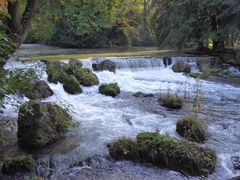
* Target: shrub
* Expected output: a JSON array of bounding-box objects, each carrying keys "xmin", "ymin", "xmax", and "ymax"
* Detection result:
[
  {"xmin": 73, "ymin": 68, "xmax": 99, "ymax": 86},
  {"xmin": 63, "ymin": 75, "xmax": 82, "ymax": 95},
  {"xmin": 176, "ymin": 116, "xmax": 207, "ymax": 143},
  {"xmin": 99, "ymin": 83, "xmax": 120, "ymax": 97},
  {"xmin": 108, "ymin": 132, "xmax": 217, "ymax": 176},
  {"xmin": 172, "ymin": 62, "xmax": 191, "ymax": 73},
  {"xmin": 159, "ymin": 95, "xmax": 183, "ymax": 109},
  {"xmin": 1, "ymin": 155, "xmax": 34, "ymax": 175}
]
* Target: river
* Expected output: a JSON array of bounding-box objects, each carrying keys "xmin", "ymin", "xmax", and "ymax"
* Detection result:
[{"xmin": 1, "ymin": 44, "xmax": 240, "ymax": 180}]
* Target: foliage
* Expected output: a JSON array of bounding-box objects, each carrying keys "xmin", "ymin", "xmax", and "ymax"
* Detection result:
[
  {"xmin": 159, "ymin": 94, "xmax": 183, "ymax": 109},
  {"xmin": 152, "ymin": 0, "xmax": 240, "ymax": 50},
  {"xmin": 176, "ymin": 116, "xmax": 207, "ymax": 143}
]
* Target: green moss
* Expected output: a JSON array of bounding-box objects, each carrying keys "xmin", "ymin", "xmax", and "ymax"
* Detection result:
[
  {"xmin": 108, "ymin": 132, "xmax": 217, "ymax": 176},
  {"xmin": 18, "ymin": 101, "xmax": 72, "ymax": 149},
  {"xmin": 46, "ymin": 62, "xmax": 68, "ymax": 84},
  {"xmin": 47, "ymin": 104, "xmax": 72, "ymax": 133},
  {"xmin": 63, "ymin": 75, "xmax": 82, "ymax": 95},
  {"xmin": 1, "ymin": 155, "xmax": 34, "ymax": 175},
  {"xmin": 133, "ymin": 92, "xmax": 154, "ymax": 97},
  {"xmin": 176, "ymin": 116, "xmax": 207, "ymax": 143},
  {"xmin": 172, "ymin": 62, "xmax": 191, "ymax": 73},
  {"xmin": 99, "ymin": 83, "xmax": 120, "ymax": 97},
  {"xmin": 73, "ymin": 68, "xmax": 99, "ymax": 86},
  {"xmin": 108, "ymin": 139, "xmax": 139, "ymax": 161},
  {"xmin": 159, "ymin": 95, "xmax": 183, "ymax": 109}
]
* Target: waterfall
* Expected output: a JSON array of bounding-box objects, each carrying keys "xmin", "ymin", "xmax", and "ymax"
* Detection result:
[{"xmin": 81, "ymin": 56, "xmax": 198, "ymax": 70}]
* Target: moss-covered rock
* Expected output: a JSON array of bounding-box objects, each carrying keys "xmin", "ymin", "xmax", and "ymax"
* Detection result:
[
  {"xmin": 66, "ymin": 58, "xmax": 83, "ymax": 74},
  {"xmin": 1, "ymin": 155, "xmax": 34, "ymax": 175},
  {"xmin": 172, "ymin": 62, "xmax": 191, "ymax": 73},
  {"xmin": 63, "ymin": 75, "xmax": 82, "ymax": 95},
  {"xmin": 99, "ymin": 83, "xmax": 120, "ymax": 97},
  {"xmin": 73, "ymin": 68, "xmax": 99, "ymax": 86},
  {"xmin": 17, "ymin": 101, "xmax": 72, "ymax": 149},
  {"xmin": 46, "ymin": 62, "xmax": 68, "ymax": 84},
  {"xmin": 108, "ymin": 132, "xmax": 217, "ymax": 176},
  {"xmin": 26, "ymin": 80, "xmax": 54, "ymax": 100},
  {"xmin": 136, "ymin": 132, "xmax": 217, "ymax": 176},
  {"xmin": 108, "ymin": 139, "xmax": 139, "ymax": 161},
  {"xmin": 92, "ymin": 59, "xmax": 116, "ymax": 73},
  {"xmin": 176, "ymin": 116, "xmax": 207, "ymax": 143},
  {"xmin": 159, "ymin": 95, "xmax": 183, "ymax": 109}
]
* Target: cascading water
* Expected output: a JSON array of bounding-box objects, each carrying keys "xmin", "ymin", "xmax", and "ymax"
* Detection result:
[{"xmin": 1, "ymin": 49, "xmax": 240, "ymax": 180}]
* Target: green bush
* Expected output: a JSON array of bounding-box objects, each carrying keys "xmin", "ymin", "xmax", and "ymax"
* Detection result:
[
  {"xmin": 99, "ymin": 83, "xmax": 120, "ymax": 97},
  {"xmin": 1, "ymin": 155, "xmax": 34, "ymax": 175},
  {"xmin": 159, "ymin": 94, "xmax": 183, "ymax": 109},
  {"xmin": 46, "ymin": 62, "xmax": 68, "ymax": 84},
  {"xmin": 176, "ymin": 116, "xmax": 207, "ymax": 143},
  {"xmin": 108, "ymin": 132, "xmax": 217, "ymax": 176}
]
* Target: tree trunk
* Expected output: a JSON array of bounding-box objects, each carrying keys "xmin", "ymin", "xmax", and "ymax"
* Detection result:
[
  {"xmin": 7, "ymin": 0, "xmax": 36, "ymax": 46},
  {"xmin": 211, "ymin": 13, "xmax": 224, "ymax": 50}
]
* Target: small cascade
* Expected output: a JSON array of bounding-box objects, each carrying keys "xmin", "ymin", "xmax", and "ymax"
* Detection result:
[{"xmin": 82, "ymin": 56, "xmax": 198, "ymax": 70}]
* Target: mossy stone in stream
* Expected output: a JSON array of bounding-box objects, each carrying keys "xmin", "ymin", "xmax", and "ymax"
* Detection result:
[
  {"xmin": 108, "ymin": 132, "xmax": 217, "ymax": 176},
  {"xmin": 25, "ymin": 80, "xmax": 54, "ymax": 100},
  {"xmin": 159, "ymin": 94, "xmax": 183, "ymax": 109},
  {"xmin": 172, "ymin": 61, "xmax": 191, "ymax": 73},
  {"xmin": 99, "ymin": 83, "xmax": 120, "ymax": 97},
  {"xmin": 46, "ymin": 62, "xmax": 68, "ymax": 84},
  {"xmin": 189, "ymin": 72, "xmax": 209, "ymax": 79},
  {"xmin": 1, "ymin": 155, "xmax": 34, "ymax": 175},
  {"xmin": 17, "ymin": 101, "xmax": 72, "ymax": 149},
  {"xmin": 63, "ymin": 75, "xmax": 82, "ymax": 95},
  {"xmin": 108, "ymin": 139, "xmax": 139, "ymax": 161},
  {"xmin": 66, "ymin": 58, "xmax": 83, "ymax": 74},
  {"xmin": 176, "ymin": 116, "xmax": 207, "ymax": 143},
  {"xmin": 73, "ymin": 68, "xmax": 99, "ymax": 86}
]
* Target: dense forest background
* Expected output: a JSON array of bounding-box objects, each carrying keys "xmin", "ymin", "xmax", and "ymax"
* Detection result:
[{"xmin": 0, "ymin": 0, "xmax": 240, "ymax": 58}]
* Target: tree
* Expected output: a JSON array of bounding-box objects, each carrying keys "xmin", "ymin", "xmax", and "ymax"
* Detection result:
[{"xmin": 7, "ymin": 0, "xmax": 36, "ymax": 46}]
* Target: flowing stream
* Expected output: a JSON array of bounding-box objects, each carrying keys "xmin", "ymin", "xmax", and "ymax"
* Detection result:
[{"xmin": 1, "ymin": 45, "xmax": 240, "ymax": 180}]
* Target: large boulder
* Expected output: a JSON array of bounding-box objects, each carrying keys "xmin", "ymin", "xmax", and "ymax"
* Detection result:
[
  {"xmin": 172, "ymin": 61, "xmax": 191, "ymax": 73},
  {"xmin": 26, "ymin": 80, "xmax": 54, "ymax": 100},
  {"xmin": 17, "ymin": 101, "xmax": 72, "ymax": 149},
  {"xmin": 46, "ymin": 62, "xmax": 68, "ymax": 84},
  {"xmin": 73, "ymin": 68, "xmax": 99, "ymax": 86},
  {"xmin": 92, "ymin": 59, "xmax": 116, "ymax": 73},
  {"xmin": 1, "ymin": 155, "xmax": 34, "ymax": 175},
  {"xmin": 63, "ymin": 75, "xmax": 82, "ymax": 95},
  {"xmin": 99, "ymin": 83, "xmax": 120, "ymax": 97}
]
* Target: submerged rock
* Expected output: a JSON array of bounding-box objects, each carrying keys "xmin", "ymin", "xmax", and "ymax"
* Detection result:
[
  {"xmin": 108, "ymin": 132, "xmax": 217, "ymax": 176},
  {"xmin": 92, "ymin": 59, "xmax": 116, "ymax": 73},
  {"xmin": 176, "ymin": 116, "xmax": 207, "ymax": 143},
  {"xmin": 172, "ymin": 61, "xmax": 191, "ymax": 73},
  {"xmin": 26, "ymin": 80, "xmax": 54, "ymax": 100},
  {"xmin": 159, "ymin": 94, "xmax": 183, "ymax": 109},
  {"xmin": 1, "ymin": 155, "xmax": 34, "ymax": 175},
  {"xmin": 99, "ymin": 83, "xmax": 120, "ymax": 97},
  {"xmin": 133, "ymin": 92, "xmax": 154, "ymax": 98},
  {"xmin": 63, "ymin": 75, "xmax": 82, "ymax": 95},
  {"xmin": 73, "ymin": 68, "xmax": 99, "ymax": 87},
  {"xmin": 232, "ymin": 156, "xmax": 240, "ymax": 170},
  {"xmin": 162, "ymin": 56, "xmax": 172, "ymax": 67},
  {"xmin": 17, "ymin": 101, "xmax": 72, "ymax": 149}
]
